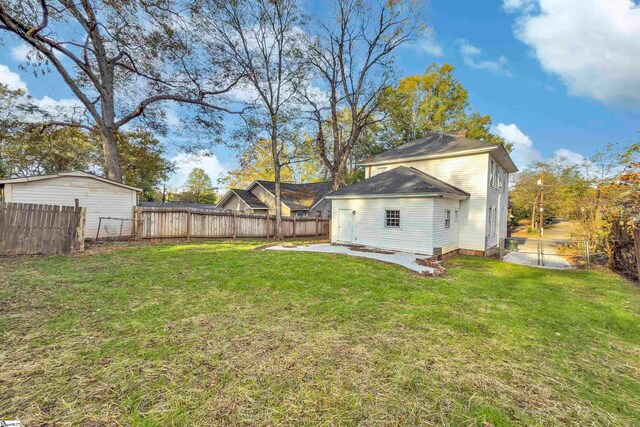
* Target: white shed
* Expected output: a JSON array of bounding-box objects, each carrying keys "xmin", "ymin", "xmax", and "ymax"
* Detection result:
[{"xmin": 0, "ymin": 171, "xmax": 141, "ymax": 238}]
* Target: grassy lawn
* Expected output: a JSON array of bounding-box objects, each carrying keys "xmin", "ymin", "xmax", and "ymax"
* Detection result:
[{"xmin": 1, "ymin": 240, "xmax": 640, "ymax": 426}]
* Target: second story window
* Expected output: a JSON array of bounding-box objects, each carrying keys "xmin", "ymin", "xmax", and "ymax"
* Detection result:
[{"xmin": 489, "ymin": 159, "xmax": 495, "ymax": 187}]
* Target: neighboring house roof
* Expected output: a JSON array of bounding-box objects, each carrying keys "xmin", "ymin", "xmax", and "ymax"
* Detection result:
[
  {"xmin": 216, "ymin": 189, "xmax": 269, "ymax": 210},
  {"xmin": 252, "ymin": 180, "xmax": 332, "ymax": 210},
  {"xmin": 139, "ymin": 202, "xmax": 221, "ymax": 210},
  {"xmin": 361, "ymin": 133, "xmax": 518, "ymax": 173},
  {"xmin": 327, "ymin": 166, "xmax": 470, "ymax": 199},
  {"xmin": 0, "ymin": 171, "xmax": 142, "ymax": 192}
]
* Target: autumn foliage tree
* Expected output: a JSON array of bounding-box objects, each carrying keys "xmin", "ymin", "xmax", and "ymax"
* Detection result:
[{"xmin": 380, "ymin": 64, "xmax": 505, "ymax": 148}]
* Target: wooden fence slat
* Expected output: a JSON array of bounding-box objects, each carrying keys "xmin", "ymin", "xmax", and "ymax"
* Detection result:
[
  {"xmin": 136, "ymin": 207, "xmax": 330, "ymax": 241},
  {"xmin": 0, "ymin": 202, "xmax": 86, "ymax": 256}
]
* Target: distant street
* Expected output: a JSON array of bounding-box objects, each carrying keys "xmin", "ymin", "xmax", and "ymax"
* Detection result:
[{"xmin": 505, "ymin": 220, "xmax": 579, "ymax": 269}]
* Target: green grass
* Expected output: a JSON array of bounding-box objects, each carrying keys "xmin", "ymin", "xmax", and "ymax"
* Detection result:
[{"xmin": 1, "ymin": 240, "xmax": 639, "ymax": 426}]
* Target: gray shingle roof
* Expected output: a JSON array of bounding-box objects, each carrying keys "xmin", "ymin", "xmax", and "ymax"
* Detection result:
[
  {"xmin": 364, "ymin": 133, "xmax": 501, "ymax": 164},
  {"xmin": 327, "ymin": 166, "xmax": 470, "ymax": 198},
  {"xmin": 255, "ymin": 180, "xmax": 331, "ymax": 210},
  {"xmin": 230, "ymin": 189, "xmax": 269, "ymax": 209}
]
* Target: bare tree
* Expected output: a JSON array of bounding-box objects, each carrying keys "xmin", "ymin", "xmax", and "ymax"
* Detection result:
[
  {"xmin": 302, "ymin": 0, "xmax": 423, "ymax": 190},
  {"xmin": 192, "ymin": 0, "xmax": 308, "ymax": 239},
  {"xmin": 0, "ymin": 0, "xmax": 240, "ymax": 181}
]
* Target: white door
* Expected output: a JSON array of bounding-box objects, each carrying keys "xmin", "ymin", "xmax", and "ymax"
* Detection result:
[{"xmin": 338, "ymin": 209, "xmax": 353, "ymax": 242}]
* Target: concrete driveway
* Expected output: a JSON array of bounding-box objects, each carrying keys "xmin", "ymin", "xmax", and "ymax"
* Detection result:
[{"xmin": 265, "ymin": 243, "xmax": 435, "ymax": 275}]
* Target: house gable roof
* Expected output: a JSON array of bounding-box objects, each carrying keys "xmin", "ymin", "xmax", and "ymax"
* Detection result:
[
  {"xmin": 217, "ymin": 189, "xmax": 269, "ymax": 210},
  {"xmin": 361, "ymin": 133, "xmax": 518, "ymax": 173},
  {"xmin": 0, "ymin": 171, "xmax": 142, "ymax": 191},
  {"xmin": 327, "ymin": 166, "xmax": 470, "ymax": 199},
  {"xmin": 251, "ymin": 180, "xmax": 331, "ymax": 210}
]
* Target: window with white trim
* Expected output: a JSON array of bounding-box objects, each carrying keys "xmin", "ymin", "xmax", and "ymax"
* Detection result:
[
  {"xmin": 489, "ymin": 159, "xmax": 495, "ymax": 187},
  {"xmin": 489, "ymin": 206, "xmax": 497, "ymax": 235},
  {"xmin": 445, "ymin": 210, "xmax": 451, "ymax": 229},
  {"xmin": 385, "ymin": 210, "xmax": 400, "ymax": 228}
]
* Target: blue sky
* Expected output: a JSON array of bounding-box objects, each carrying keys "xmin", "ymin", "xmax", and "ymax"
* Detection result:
[{"xmin": 1, "ymin": 0, "xmax": 639, "ymax": 186}]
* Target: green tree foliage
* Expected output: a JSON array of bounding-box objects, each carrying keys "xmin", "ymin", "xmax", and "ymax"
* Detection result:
[
  {"xmin": 116, "ymin": 132, "xmax": 175, "ymax": 201},
  {"xmin": 509, "ymin": 159, "xmax": 592, "ymax": 230},
  {"xmin": 219, "ymin": 138, "xmax": 326, "ymax": 189},
  {"xmin": 380, "ymin": 64, "xmax": 507, "ymax": 148},
  {"xmin": 182, "ymin": 168, "xmax": 217, "ymax": 204}
]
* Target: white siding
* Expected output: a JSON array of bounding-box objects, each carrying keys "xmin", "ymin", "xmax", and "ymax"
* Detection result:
[
  {"xmin": 432, "ymin": 198, "xmax": 461, "ymax": 254},
  {"xmin": 367, "ymin": 153, "xmax": 489, "ymax": 251},
  {"xmin": 6, "ymin": 176, "xmax": 138, "ymax": 237},
  {"xmin": 331, "ymin": 197, "xmax": 434, "ymax": 255},
  {"xmin": 486, "ymin": 154, "xmax": 509, "ymax": 249}
]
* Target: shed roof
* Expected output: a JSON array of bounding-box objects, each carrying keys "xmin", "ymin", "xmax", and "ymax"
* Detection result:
[
  {"xmin": 327, "ymin": 166, "xmax": 470, "ymax": 199},
  {"xmin": 0, "ymin": 171, "xmax": 142, "ymax": 192},
  {"xmin": 361, "ymin": 133, "xmax": 518, "ymax": 173}
]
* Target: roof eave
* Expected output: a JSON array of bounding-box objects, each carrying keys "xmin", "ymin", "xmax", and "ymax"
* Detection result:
[
  {"xmin": 326, "ymin": 192, "xmax": 469, "ymax": 200},
  {"xmin": 0, "ymin": 171, "xmax": 142, "ymax": 192},
  {"xmin": 359, "ymin": 146, "xmax": 499, "ymax": 167}
]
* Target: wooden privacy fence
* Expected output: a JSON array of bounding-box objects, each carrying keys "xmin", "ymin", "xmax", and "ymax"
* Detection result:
[
  {"xmin": 134, "ymin": 206, "xmax": 329, "ymax": 240},
  {"xmin": 0, "ymin": 201, "xmax": 86, "ymax": 256}
]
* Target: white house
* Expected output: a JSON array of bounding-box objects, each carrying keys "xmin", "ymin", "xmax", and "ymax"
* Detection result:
[
  {"xmin": 327, "ymin": 133, "xmax": 518, "ymax": 256},
  {"xmin": 0, "ymin": 171, "xmax": 141, "ymax": 237}
]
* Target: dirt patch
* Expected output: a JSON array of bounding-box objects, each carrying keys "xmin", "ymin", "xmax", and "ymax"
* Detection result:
[
  {"xmin": 346, "ymin": 245, "xmax": 396, "ymax": 255},
  {"xmin": 416, "ymin": 258, "xmax": 446, "ymax": 277}
]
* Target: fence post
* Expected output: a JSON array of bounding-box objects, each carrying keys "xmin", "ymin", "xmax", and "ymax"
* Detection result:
[
  {"xmin": 74, "ymin": 207, "xmax": 86, "ymax": 252},
  {"xmin": 96, "ymin": 217, "xmax": 102, "ymax": 241},
  {"xmin": 315, "ymin": 217, "xmax": 319, "ymax": 237},
  {"xmin": 133, "ymin": 206, "xmax": 142, "ymax": 240},
  {"xmin": 232, "ymin": 211, "xmax": 237, "ymax": 239},
  {"xmin": 634, "ymin": 228, "xmax": 640, "ymax": 281},
  {"xmin": 293, "ymin": 216, "xmax": 296, "ymax": 238},
  {"xmin": 186, "ymin": 209, "xmax": 192, "ymax": 241},
  {"xmin": 265, "ymin": 214, "xmax": 270, "ymax": 238}
]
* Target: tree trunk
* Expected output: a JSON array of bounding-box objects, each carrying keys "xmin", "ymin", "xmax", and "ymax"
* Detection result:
[
  {"xmin": 274, "ymin": 162, "xmax": 283, "ymax": 239},
  {"xmin": 100, "ymin": 128, "xmax": 123, "ymax": 182},
  {"xmin": 271, "ymin": 120, "xmax": 283, "ymax": 240}
]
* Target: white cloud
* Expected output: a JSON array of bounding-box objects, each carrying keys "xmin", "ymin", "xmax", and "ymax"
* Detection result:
[
  {"xmin": 552, "ymin": 148, "xmax": 585, "ymax": 166},
  {"xmin": 494, "ymin": 123, "xmax": 542, "ymax": 168},
  {"xmin": 502, "ymin": 0, "xmax": 535, "ymax": 13},
  {"xmin": 11, "ymin": 44, "xmax": 33, "ymax": 62},
  {"xmin": 34, "ymin": 95, "xmax": 84, "ymax": 116},
  {"xmin": 168, "ymin": 151, "xmax": 231, "ymax": 188},
  {"xmin": 506, "ymin": 0, "xmax": 640, "ymax": 105},
  {"xmin": 0, "ymin": 64, "xmax": 28, "ymax": 91},
  {"xmin": 416, "ymin": 32, "xmax": 444, "ymax": 57},
  {"xmin": 0, "ymin": 63, "xmax": 84, "ymax": 120},
  {"xmin": 459, "ymin": 40, "xmax": 511, "ymax": 76},
  {"xmin": 495, "ymin": 123, "xmax": 589, "ymax": 170}
]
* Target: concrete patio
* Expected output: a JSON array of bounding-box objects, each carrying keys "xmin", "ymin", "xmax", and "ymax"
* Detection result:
[{"xmin": 265, "ymin": 243, "xmax": 435, "ymax": 275}]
